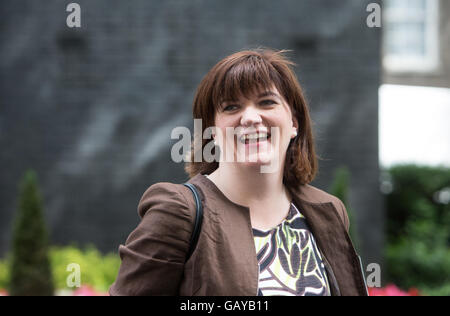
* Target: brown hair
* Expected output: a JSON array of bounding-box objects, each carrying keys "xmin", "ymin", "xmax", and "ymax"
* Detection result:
[{"xmin": 184, "ymin": 48, "xmax": 318, "ymax": 187}]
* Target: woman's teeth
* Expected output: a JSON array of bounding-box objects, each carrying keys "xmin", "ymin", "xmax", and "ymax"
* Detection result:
[{"xmin": 239, "ymin": 132, "xmax": 271, "ymax": 144}]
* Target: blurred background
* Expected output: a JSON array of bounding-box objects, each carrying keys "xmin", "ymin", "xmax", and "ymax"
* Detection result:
[{"xmin": 0, "ymin": 0, "xmax": 448, "ymax": 296}]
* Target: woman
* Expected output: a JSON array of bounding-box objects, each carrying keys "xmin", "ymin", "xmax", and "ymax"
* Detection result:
[{"xmin": 110, "ymin": 48, "xmax": 368, "ymax": 296}]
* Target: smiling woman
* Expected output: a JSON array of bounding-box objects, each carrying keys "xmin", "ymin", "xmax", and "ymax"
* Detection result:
[
  {"xmin": 210, "ymin": 84, "xmax": 295, "ymax": 174},
  {"xmin": 185, "ymin": 49, "xmax": 317, "ymax": 188},
  {"xmin": 110, "ymin": 48, "xmax": 368, "ymax": 296}
]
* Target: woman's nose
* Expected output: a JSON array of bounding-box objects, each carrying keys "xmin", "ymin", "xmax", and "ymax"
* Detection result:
[{"xmin": 240, "ymin": 105, "xmax": 262, "ymax": 127}]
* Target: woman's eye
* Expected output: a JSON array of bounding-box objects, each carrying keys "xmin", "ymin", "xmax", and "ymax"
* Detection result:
[
  {"xmin": 223, "ymin": 104, "xmax": 239, "ymax": 112},
  {"xmin": 260, "ymin": 99, "xmax": 276, "ymax": 106},
  {"xmin": 222, "ymin": 100, "xmax": 275, "ymax": 112}
]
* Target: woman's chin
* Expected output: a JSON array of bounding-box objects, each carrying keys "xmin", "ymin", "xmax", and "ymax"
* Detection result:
[{"xmin": 237, "ymin": 152, "xmax": 274, "ymax": 166}]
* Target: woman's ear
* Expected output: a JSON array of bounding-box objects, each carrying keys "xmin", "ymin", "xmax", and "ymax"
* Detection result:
[{"xmin": 291, "ymin": 127, "xmax": 298, "ymax": 138}]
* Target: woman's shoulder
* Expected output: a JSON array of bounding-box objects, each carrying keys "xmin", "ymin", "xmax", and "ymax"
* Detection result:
[
  {"xmin": 297, "ymin": 183, "xmax": 342, "ymax": 204},
  {"xmin": 137, "ymin": 181, "xmax": 196, "ymax": 219},
  {"xmin": 297, "ymin": 183, "xmax": 350, "ymax": 232}
]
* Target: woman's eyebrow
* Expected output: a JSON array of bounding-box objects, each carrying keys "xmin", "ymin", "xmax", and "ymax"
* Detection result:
[
  {"xmin": 220, "ymin": 91, "xmax": 280, "ymax": 105},
  {"xmin": 220, "ymin": 99, "xmax": 238, "ymax": 105},
  {"xmin": 258, "ymin": 91, "xmax": 281, "ymax": 100}
]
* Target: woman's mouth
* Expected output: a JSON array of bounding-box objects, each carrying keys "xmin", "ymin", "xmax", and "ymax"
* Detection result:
[{"xmin": 238, "ymin": 132, "xmax": 271, "ymax": 146}]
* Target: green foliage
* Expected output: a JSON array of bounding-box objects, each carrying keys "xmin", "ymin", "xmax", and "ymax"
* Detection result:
[
  {"xmin": 50, "ymin": 245, "xmax": 120, "ymax": 292},
  {"xmin": 0, "ymin": 245, "xmax": 120, "ymax": 293},
  {"xmin": 329, "ymin": 166, "xmax": 359, "ymax": 249},
  {"xmin": 385, "ymin": 164, "xmax": 450, "ymax": 295},
  {"xmin": 9, "ymin": 170, "xmax": 54, "ymax": 296},
  {"xmin": 0, "ymin": 258, "xmax": 8, "ymax": 290},
  {"xmin": 0, "ymin": 170, "xmax": 120, "ymax": 295}
]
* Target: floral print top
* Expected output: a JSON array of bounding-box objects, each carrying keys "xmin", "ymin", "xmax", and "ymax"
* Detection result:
[{"xmin": 252, "ymin": 202, "xmax": 330, "ymax": 296}]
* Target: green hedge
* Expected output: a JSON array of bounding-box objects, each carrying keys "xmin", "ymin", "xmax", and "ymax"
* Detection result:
[
  {"xmin": 0, "ymin": 245, "xmax": 120, "ymax": 293},
  {"xmin": 385, "ymin": 164, "xmax": 450, "ymax": 296},
  {"xmin": 50, "ymin": 245, "xmax": 120, "ymax": 292},
  {"xmin": 0, "ymin": 259, "xmax": 8, "ymax": 290}
]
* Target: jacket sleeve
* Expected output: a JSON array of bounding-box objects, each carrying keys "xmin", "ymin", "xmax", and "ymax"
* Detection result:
[
  {"xmin": 109, "ymin": 182, "xmax": 194, "ymax": 296},
  {"xmin": 336, "ymin": 199, "xmax": 350, "ymax": 233}
]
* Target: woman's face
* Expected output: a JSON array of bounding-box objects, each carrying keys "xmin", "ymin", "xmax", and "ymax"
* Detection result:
[{"xmin": 213, "ymin": 85, "xmax": 298, "ymax": 172}]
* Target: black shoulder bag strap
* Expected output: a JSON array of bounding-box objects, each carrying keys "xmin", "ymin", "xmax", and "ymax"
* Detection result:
[{"xmin": 182, "ymin": 183, "xmax": 203, "ymax": 262}]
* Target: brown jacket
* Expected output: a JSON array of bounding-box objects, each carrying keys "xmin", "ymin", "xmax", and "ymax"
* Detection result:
[{"xmin": 109, "ymin": 173, "xmax": 368, "ymax": 296}]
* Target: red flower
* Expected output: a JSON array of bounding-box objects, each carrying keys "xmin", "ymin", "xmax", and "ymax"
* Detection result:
[
  {"xmin": 368, "ymin": 284, "xmax": 420, "ymax": 296},
  {"xmin": 72, "ymin": 285, "xmax": 108, "ymax": 296}
]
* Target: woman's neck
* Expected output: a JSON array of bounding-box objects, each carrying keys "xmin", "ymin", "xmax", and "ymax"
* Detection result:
[{"xmin": 207, "ymin": 163, "xmax": 290, "ymax": 207}]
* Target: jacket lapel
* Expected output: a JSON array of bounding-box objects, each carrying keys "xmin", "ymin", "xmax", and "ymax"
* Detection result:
[{"xmin": 290, "ymin": 190, "xmax": 367, "ymax": 296}]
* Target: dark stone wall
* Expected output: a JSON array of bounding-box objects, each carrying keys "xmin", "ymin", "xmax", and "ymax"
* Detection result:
[{"xmin": 0, "ymin": 0, "xmax": 382, "ymax": 267}]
